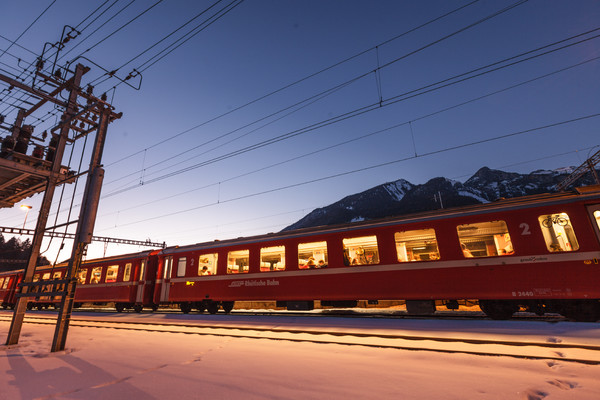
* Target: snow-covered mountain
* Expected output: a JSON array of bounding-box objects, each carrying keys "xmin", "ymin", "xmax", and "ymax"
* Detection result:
[{"xmin": 282, "ymin": 166, "xmax": 599, "ymax": 231}]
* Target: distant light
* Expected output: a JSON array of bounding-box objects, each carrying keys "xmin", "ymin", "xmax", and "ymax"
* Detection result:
[{"xmin": 20, "ymin": 204, "xmax": 32, "ymax": 210}]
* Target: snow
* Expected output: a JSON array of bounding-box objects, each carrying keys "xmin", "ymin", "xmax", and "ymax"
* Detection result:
[
  {"xmin": 2, "ymin": 310, "xmax": 600, "ymax": 399},
  {"xmin": 458, "ymin": 190, "xmax": 489, "ymax": 203},
  {"xmin": 383, "ymin": 181, "xmax": 410, "ymax": 201}
]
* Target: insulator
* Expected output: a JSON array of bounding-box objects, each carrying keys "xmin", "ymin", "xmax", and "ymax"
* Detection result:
[
  {"xmin": 32, "ymin": 145, "xmax": 44, "ymax": 159},
  {"xmin": 14, "ymin": 125, "xmax": 33, "ymax": 154},
  {"xmin": 1, "ymin": 136, "xmax": 15, "ymax": 157}
]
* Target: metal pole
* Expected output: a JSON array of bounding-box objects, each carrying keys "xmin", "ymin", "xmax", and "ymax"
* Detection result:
[
  {"xmin": 6, "ymin": 64, "xmax": 86, "ymax": 346},
  {"xmin": 51, "ymin": 107, "xmax": 109, "ymax": 352}
]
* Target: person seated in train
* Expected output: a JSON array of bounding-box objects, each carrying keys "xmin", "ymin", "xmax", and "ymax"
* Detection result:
[
  {"xmin": 318, "ymin": 260, "xmax": 327, "ymax": 268},
  {"xmin": 200, "ymin": 266, "xmax": 211, "ymax": 275},
  {"xmin": 428, "ymin": 252, "xmax": 439, "ymax": 260},
  {"xmin": 306, "ymin": 258, "xmax": 317, "ymax": 268},
  {"xmin": 549, "ymin": 243, "xmax": 563, "ymax": 252},
  {"xmin": 461, "ymin": 243, "xmax": 474, "ymax": 258}
]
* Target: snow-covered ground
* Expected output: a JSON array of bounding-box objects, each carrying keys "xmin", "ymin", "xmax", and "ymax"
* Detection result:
[{"xmin": 1, "ymin": 310, "xmax": 600, "ymax": 399}]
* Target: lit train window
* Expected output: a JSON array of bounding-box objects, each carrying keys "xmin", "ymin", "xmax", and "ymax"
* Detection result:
[
  {"xmin": 538, "ymin": 213, "xmax": 579, "ymax": 252},
  {"xmin": 227, "ymin": 250, "xmax": 249, "ymax": 274},
  {"xmin": 77, "ymin": 269, "xmax": 87, "ymax": 284},
  {"xmin": 106, "ymin": 265, "xmax": 119, "ymax": 283},
  {"xmin": 140, "ymin": 260, "xmax": 146, "ymax": 281},
  {"xmin": 260, "ymin": 246, "xmax": 285, "ymax": 272},
  {"xmin": 594, "ymin": 210, "xmax": 600, "ymax": 230},
  {"xmin": 457, "ymin": 221, "xmax": 514, "ymax": 258},
  {"xmin": 163, "ymin": 256, "xmax": 173, "ymax": 279},
  {"xmin": 342, "ymin": 235, "xmax": 380, "ymax": 266},
  {"xmin": 0, "ymin": 278, "xmax": 4, "ymax": 289},
  {"xmin": 198, "ymin": 253, "xmax": 218, "ymax": 276},
  {"xmin": 91, "ymin": 267, "xmax": 102, "ymax": 284},
  {"xmin": 53, "ymin": 272, "xmax": 61, "ymax": 279},
  {"xmin": 395, "ymin": 229, "xmax": 440, "ymax": 262},
  {"xmin": 3, "ymin": 277, "xmax": 9, "ymax": 289},
  {"xmin": 298, "ymin": 241, "xmax": 328, "ymax": 269},
  {"xmin": 123, "ymin": 263, "xmax": 132, "ymax": 282},
  {"xmin": 42, "ymin": 272, "xmax": 51, "ymax": 280}
]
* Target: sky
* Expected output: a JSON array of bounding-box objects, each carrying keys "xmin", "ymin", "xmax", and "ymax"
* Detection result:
[
  {"xmin": 2, "ymin": 311, "xmax": 600, "ymax": 399},
  {"xmin": 0, "ymin": 0, "xmax": 599, "ymax": 262}
]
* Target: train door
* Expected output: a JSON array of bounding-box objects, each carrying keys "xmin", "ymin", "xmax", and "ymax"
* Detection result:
[
  {"xmin": 587, "ymin": 204, "xmax": 600, "ymax": 244},
  {"xmin": 135, "ymin": 259, "xmax": 146, "ymax": 303},
  {"xmin": 160, "ymin": 256, "xmax": 173, "ymax": 303}
]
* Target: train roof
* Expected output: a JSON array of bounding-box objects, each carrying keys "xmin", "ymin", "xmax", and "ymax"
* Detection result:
[{"xmin": 161, "ymin": 185, "xmax": 600, "ymax": 255}]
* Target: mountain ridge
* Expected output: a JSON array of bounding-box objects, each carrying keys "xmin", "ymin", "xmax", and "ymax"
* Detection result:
[{"xmin": 282, "ymin": 166, "xmax": 597, "ymax": 231}]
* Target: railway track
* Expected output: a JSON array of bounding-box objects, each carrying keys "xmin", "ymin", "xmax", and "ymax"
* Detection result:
[{"xmin": 1, "ymin": 312, "xmax": 599, "ymax": 364}]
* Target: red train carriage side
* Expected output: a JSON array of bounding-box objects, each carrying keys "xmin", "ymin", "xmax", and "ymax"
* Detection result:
[
  {"xmin": 154, "ymin": 186, "xmax": 600, "ymax": 321},
  {"xmin": 0, "ymin": 270, "xmax": 22, "ymax": 309},
  {"xmin": 70, "ymin": 250, "xmax": 159, "ymax": 312},
  {"xmin": 19, "ymin": 250, "xmax": 159, "ymax": 312}
]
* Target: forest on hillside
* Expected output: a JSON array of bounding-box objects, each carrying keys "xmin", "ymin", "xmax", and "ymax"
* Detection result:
[{"xmin": 0, "ymin": 234, "xmax": 50, "ymax": 272}]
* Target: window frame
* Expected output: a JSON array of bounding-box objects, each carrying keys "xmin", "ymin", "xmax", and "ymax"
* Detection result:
[
  {"xmin": 342, "ymin": 235, "xmax": 380, "ymax": 266},
  {"xmin": 456, "ymin": 220, "xmax": 514, "ymax": 258}
]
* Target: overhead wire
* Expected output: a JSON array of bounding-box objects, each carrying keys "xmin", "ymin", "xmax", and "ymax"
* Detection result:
[
  {"xmin": 101, "ymin": 49, "xmax": 600, "ymax": 218},
  {"xmin": 102, "ymin": 0, "xmax": 530, "ymax": 187},
  {"xmin": 105, "ymin": 0, "xmax": 482, "ymax": 167},
  {"xmin": 102, "ymin": 25, "xmax": 600, "ymax": 197},
  {"xmin": 99, "ymin": 112, "xmax": 600, "ymax": 229}
]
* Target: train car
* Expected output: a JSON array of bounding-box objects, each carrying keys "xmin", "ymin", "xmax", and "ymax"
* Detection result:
[
  {"xmin": 152, "ymin": 186, "xmax": 600, "ymax": 321},
  {"xmin": 67, "ymin": 250, "xmax": 160, "ymax": 312},
  {"xmin": 23, "ymin": 250, "xmax": 160, "ymax": 312},
  {"xmin": 0, "ymin": 269, "xmax": 22, "ymax": 309}
]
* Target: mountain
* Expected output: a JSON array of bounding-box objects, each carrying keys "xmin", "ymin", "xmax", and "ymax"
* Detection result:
[{"xmin": 282, "ymin": 166, "xmax": 597, "ymax": 231}]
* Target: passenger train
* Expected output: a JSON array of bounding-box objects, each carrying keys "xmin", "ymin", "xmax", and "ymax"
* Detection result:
[{"xmin": 2, "ymin": 186, "xmax": 600, "ymax": 321}]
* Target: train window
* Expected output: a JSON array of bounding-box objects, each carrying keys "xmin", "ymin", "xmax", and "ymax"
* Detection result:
[
  {"xmin": 538, "ymin": 213, "xmax": 579, "ymax": 252},
  {"xmin": 298, "ymin": 241, "xmax": 328, "ymax": 269},
  {"xmin": 2, "ymin": 277, "xmax": 9, "ymax": 289},
  {"xmin": 260, "ymin": 246, "xmax": 286, "ymax": 272},
  {"xmin": 106, "ymin": 265, "xmax": 119, "ymax": 283},
  {"xmin": 0, "ymin": 278, "xmax": 4, "ymax": 289},
  {"xmin": 395, "ymin": 229, "xmax": 440, "ymax": 262},
  {"xmin": 140, "ymin": 260, "xmax": 146, "ymax": 281},
  {"xmin": 198, "ymin": 253, "xmax": 218, "ymax": 276},
  {"xmin": 342, "ymin": 235, "xmax": 380, "ymax": 266},
  {"xmin": 42, "ymin": 272, "xmax": 51, "ymax": 280},
  {"xmin": 177, "ymin": 257, "xmax": 187, "ymax": 277},
  {"xmin": 457, "ymin": 221, "xmax": 514, "ymax": 258},
  {"xmin": 227, "ymin": 250, "xmax": 249, "ymax": 274},
  {"xmin": 53, "ymin": 272, "xmax": 62, "ymax": 279},
  {"xmin": 123, "ymin": 263, "xmax": 132, "ymax": 282},
  {"xmin": 77, "ymin": 269, "xmax": 87, "ymax": 285},
  {"xmin": 91, "ymin": 267, "xmax": 102, "ymax": 284},
  {"xmin": 594, "ymin": 210, "xmax": 600, "ymax": 230},
  {"xmin": 164, "ymin": 256, "xmax": 173, "ymax": 279}
]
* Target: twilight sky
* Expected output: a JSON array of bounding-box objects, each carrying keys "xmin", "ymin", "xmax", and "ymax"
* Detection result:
[{"xmin": 0, "ymin": 0, "xmax": 599, "ymax": 261}]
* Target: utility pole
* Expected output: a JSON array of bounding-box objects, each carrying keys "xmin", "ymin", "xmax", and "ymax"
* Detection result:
[{"xmin": 6, "ymin": 64, "xmax": 87, "ymax": 346}]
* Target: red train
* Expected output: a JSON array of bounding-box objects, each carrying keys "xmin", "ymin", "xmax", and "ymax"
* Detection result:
[{"xmin": 2, "ymin": 186, "xmax": 600, "ymax": 321}]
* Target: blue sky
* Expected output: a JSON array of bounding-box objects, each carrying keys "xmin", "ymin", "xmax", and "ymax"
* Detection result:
[{"xmin": 0, "ymin": 0, "xmax": 599, "ymax": 261}]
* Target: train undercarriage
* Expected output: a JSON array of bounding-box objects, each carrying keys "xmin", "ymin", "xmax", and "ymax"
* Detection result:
[{"xmin": 5, "ymin": 298, "xmax": 599, "ymax": 322}]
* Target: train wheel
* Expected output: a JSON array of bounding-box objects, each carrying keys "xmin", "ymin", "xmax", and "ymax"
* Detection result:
[
  {"xmin": 180, "ymin": 302, "xmax": 192, "ymax": 314},
  {"xmin": 151, "ymin": 304, "xmax": 159, "ymax": 312},
  {"xmin": 37, "ymin": 304, "xmax": 44, "ymax": 311},
  {"xmin": 479, "ymin": 300, "xmax": 518, "ymax": 320},
  {"xmin": 207, "ymin": 301, "xmax": 219, "ymax": 314},
  {"xmin": 195, "ymin": 302, "xmax": 206, "ymax": 313},
  {"xmin": 222, "ymin": 301, "xmax": 234, "ymax": 314},
  {"xmin": 133, "ymin": 304, "xmax": 143, "ymax": 313},
  {"xmin": 115, "ymin": 303, "xmax": 125, "ymax": 313}
]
